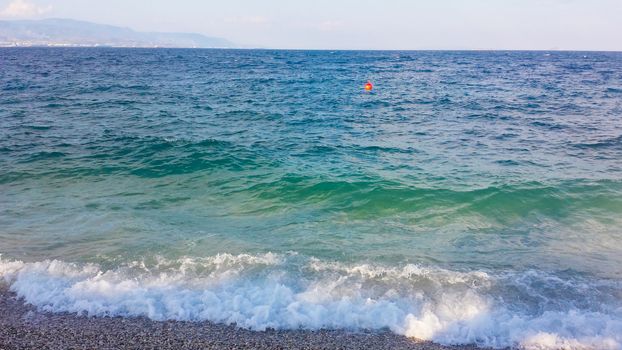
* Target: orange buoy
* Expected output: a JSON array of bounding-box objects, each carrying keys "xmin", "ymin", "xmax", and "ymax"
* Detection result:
[{"xmin": 364, "ymin": 81, "xmax": 373, "ymax": 91}]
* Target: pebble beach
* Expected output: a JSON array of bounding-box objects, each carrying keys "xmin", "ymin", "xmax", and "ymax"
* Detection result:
[{"xmin": 0, "ymin": 285, "xmax": 493, "ymax": 350}]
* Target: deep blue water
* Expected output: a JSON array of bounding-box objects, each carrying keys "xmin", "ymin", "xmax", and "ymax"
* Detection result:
[{"xmin": 1, "ymin": 48, "xmax": 622, "ymax": 349}]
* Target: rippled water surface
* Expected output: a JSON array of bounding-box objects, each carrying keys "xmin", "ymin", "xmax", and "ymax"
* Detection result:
[{"xmin": 1, "ymin": 48, "xmax": 622, "ymax": 349}]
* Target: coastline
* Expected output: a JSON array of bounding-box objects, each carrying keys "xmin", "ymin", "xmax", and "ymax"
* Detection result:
[{"xmin": 0, "ymin": 284, "xmax": 492, "ymax": 350}]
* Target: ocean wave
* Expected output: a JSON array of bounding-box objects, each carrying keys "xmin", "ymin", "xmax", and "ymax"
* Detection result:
[
  {"xmin": 2, "ymin": 253, "xmax": 621, "ymax": 350},
  {"xmin": 573, "ymin": 135, "xmax": 622, "ymax": 150},
  {"xmin": 243, "ymin": 177, "xmax": 622, "ymax": 219},
  {"xmin": 0, "ymin": 135, "xmax": 270, "ymax": 181}
]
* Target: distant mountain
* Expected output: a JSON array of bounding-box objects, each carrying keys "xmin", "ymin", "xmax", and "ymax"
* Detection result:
[{"xmin": 0, "ymin": 18, "xmax": 234, "ymax": 48}]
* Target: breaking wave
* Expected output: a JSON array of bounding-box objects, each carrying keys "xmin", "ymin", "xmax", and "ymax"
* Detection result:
[{"xmin": 2, "ymin": 253, "xmax": 621, "ymax": 350}]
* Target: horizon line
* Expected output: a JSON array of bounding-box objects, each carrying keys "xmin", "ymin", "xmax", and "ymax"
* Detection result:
[{"xmin": 1, "ymin": 46, "xmax": 621, "ymax": 53}]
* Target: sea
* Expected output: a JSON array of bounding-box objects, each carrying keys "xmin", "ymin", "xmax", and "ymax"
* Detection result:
[{"xmin": 1, "ymin": 48, "xmax": 621, "ymax": 349}]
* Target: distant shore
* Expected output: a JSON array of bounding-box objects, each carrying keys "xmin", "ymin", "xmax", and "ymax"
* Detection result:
[{"xmin": 0, "ymin": 285, "xmax": 491, "ymax": 350}]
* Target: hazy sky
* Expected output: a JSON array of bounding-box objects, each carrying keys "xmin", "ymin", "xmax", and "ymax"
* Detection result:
[{"xmin": 1, "ymin": 0, "xmax": 621, "ymax": 50}]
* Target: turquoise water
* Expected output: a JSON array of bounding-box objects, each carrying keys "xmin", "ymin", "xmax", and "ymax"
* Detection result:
[{"xmin": 1, "ymin": 48, "xmax": 622, "ymax": 349}]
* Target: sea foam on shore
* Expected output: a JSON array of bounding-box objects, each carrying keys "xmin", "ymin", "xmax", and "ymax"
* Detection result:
[{"xmin": 2, "ymin": 254, "xmax": 620, "ymax": 349}]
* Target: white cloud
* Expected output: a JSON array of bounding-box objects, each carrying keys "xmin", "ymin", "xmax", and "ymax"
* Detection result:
[{"xmin": 0, "ymin": 0, "xmax": 52, "ymax": 18}]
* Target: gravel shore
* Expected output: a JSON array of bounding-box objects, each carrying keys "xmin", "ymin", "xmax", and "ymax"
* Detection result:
[{"xmin": 0, "ymin": 285, "xmax": 495, "ymax": 350}]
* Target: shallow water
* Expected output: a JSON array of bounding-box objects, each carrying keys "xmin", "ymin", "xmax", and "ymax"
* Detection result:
[{"xmin": 1, "ymin": 48, "xmax": 622, "ymax": 349}]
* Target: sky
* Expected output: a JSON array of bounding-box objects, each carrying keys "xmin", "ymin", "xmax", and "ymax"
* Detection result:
[{"xmin": 1, "ymin": 0, "xmax": 621, "ymax": 50}]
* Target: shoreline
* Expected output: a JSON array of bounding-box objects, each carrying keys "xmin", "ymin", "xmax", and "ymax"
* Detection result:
[{"xmin": 0, "ymin": 285, "xmax": 492, "ymax": 350}]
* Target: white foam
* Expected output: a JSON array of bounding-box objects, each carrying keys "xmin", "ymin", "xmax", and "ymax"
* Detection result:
[{"xmin": 1, "ymin": 254, "xmax": 621, "ymax": 350}]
